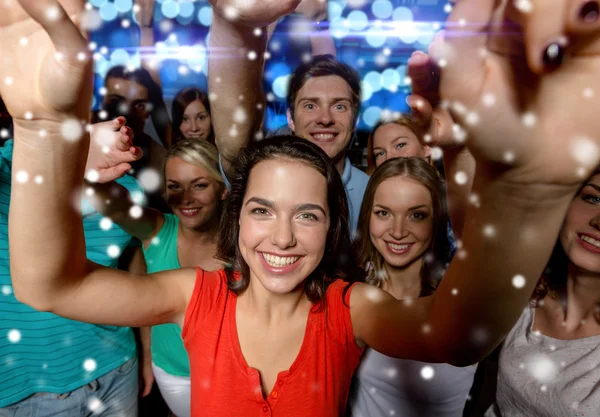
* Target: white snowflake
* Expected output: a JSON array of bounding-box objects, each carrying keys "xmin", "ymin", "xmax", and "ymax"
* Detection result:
[
  {"xmin": 8, "ymin": 329, "xmax": 21, "ymax": 343},
  {"xmin": 83, "ymin": 358, "xmax": 97, "ymax": 372},
  {"xmin": 107, "ymin": 245, "xmax": 121, "ymax": 259},
  {"xmin": 61, "ymin": 119, "xmax": 84, "ymax": 142},
  {"xmin": 420, "ymin": 366, "xmax": 435, "ymax": 380},
  {"xmin": 512, "ymin": 274, "xmax": 526, "ymax": 289},
  {"xmin": 137, "ymin": 168, "xmax": 162, "ymax": 193},
  {"xmin": 454, "ymin": 171, "xmax": 468, "ymax": 185},
  {"xmin": 526, "ymin": 354, "xmax": 557, "ymax": 383}
]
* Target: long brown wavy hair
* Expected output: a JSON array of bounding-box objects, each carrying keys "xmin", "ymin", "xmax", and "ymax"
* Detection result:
[{"xmin": 355, "ymin": 157, "xmax": 451, "ymax": 296}]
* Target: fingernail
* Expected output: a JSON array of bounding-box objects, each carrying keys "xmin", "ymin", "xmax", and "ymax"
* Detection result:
[
  {"xmin": 580, "ymin": 1, "xmax": 599, "ymax": 23},
  {"xmin": 117, "ymin": 116, "xmax": 126, "ymax": 124},
  {"xmin": 542, "ymin": 42, "xmax": 565, "ymax": 70}
]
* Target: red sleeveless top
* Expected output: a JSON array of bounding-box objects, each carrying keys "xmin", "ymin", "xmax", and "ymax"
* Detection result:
[{"xmin": 181, "ymin": 268, "xmax": 364, "ymax": 417}]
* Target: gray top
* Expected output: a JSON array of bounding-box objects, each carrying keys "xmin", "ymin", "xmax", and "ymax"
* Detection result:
[
  {"xmin": 486, "ymin": 307, "xmax": 600, "ymax": 417},
  {"xmin": 347, "ymin": 348, "xmax": 476, "ymax": 417}
]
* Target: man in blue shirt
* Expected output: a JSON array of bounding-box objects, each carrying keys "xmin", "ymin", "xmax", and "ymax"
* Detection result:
[{"xmin": 208, "ymin": 5, "xmax": 369, "ymax": 235}]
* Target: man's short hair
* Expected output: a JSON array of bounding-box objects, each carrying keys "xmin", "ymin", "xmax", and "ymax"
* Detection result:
[{"xmin": 286, "ymin": 55, "xmax": 362, "ymax": 125}]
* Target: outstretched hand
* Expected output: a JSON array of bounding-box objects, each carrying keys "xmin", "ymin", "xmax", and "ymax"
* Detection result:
[
  {"xmin": 87, "ymin": 117, "xmax": 143, "ymax": 184},
  {"xmin": 0, "ymin": 0, "xmax": 92, "ymax": 135},
  {"xmin": 436, "ymin": 0, "xmax": 600, "ymax": 187},
  {"xmin": 209, "ymin": 0, "xmax": 302, "ymax": 28}
]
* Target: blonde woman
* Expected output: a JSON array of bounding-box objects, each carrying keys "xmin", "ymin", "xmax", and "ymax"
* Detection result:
[{"xmin": 88, "ymin": 139, "xmax": 228, "ymax": 417}]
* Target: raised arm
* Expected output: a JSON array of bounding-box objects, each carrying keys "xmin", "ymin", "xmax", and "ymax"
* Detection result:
[
  {"xmin": 407, "ymin": 50, "xmax": 475, "ymax": 239},
  {"xmin": 351, "ymin": 0, "xmax": 600, "ymax": 365},
  {"xmin": 4, "ymin": 0, "xmax": 192, "ymax": 328},
  {"xmin": 207, "ymin": 0, "xmax": 301, "ymax": 174}
]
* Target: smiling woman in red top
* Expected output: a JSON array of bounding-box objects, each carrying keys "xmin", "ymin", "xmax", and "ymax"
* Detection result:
[{"xmin": 7, "ymin": 1, "xmax": 600, "ymax": 417}]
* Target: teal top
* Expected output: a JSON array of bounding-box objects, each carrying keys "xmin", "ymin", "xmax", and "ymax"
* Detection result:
[
  {"xmin": 0, "ymin": 140, "xmax": 139, "ymax": 407},
  {"xmin": 142, "ymin": 213, "xmax": 190, "ymax": 377}
]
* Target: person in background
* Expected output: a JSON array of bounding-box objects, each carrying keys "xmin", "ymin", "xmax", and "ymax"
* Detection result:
[
  {"xmin": 0, "ymin": 117, "xmax": 145, "ymax": 416},
  {"xmin": 87, "ymin": 139, "xmax": 228, "ymax": 417},
  {"xmin": 366, "ymin": 114, "xmax": 432, "ymax": 175},
  {"xmin": 481, "ymin": 173, "xmax": 600, "ymax": 417},
  {"xmin": 347, "ymin": 157, "xmax": 476, "ymax": 417},
  {"xmin": 171, "ymin": 88, "xmax": 213, "ymax": 144}
]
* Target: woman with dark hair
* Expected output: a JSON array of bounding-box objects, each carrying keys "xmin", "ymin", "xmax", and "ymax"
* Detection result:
[
  {"xmin": 7, "ymin": 1, "xmax": 600, "ymax": 417},
  {"xmin": 171, "ymin": 88, "xmax": 213, "ymax": 144},
  {"xmin": 483, "ymin": 171, "xmax": 600, "ymax": 417},
  {"xmin": 347, "ymin": 157, "xmax": 476, "ymax": 417},
  {"xmin": 86, "ymin": 139, "xmax": 227, "ymax": 417}
]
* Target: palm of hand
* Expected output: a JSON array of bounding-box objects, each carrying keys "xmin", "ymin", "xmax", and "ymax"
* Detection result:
[
  {"xmin": 439, "ymin": 3, "xmax": 600, "ymax": 186},
  {"xmin": 0, "ymin": 1, "xmax": 91, "ymax": 125},
  {"xmin": 209, "ymin": 0, "xmax": 302, "ymax": 28}
]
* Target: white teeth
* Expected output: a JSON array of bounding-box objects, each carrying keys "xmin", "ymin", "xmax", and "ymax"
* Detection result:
[
  {"xmin": 262, "ymin": 253, "xmax": 300, "ymax": 267},
  {"xmin": 181, "ymin": 209, "xmax": 199, "ymax": 214},
  {"xmin": 581, "ymin": 235, "xmax": 600, "ymax": 248},
  {"xmin": 389, "ymin": 243, "xmax": 410, "ymax": 251},
  {"xmin": 313, "ymin": 133, "xmax": 335, "ymax": 140}
]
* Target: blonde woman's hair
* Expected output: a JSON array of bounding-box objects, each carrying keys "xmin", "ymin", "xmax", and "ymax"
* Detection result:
[
  {"xmin": 366, "ymin": 113, "xmax": 419, "ymax": 175},
  {"xmin": 165, "ymin": 138, "xmax": 224, "ymax": 185}
]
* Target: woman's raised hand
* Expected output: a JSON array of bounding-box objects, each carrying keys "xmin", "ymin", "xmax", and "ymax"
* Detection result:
[
  {"xmin": 208, "ymin": 0, "xmax": 302, "ymax": 28},
  {"xmin": 0, "ymin": 0, "xmax": 91, "ymax": 136},
  {"xmin": 438, "ymin": 0, "xmax": 600, "ymax": 187}
]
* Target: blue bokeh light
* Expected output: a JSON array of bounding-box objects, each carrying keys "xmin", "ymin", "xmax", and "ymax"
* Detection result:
[
  {"xmin": 162, "ymin": 1, "xmax": 180, "ymax": 19},
  {"xmin": 372, "ymin": 0, "xmax": 393, "ymax": 19},
  {"xmin": 179, "ymin": 1, "xmax": 195, "ymax": 18},
  {"xmin": 99, "ymin": 3, "xmax": 118, "ymax": 21},
  {"xmin": 347, "ymin": 11, "xmax": 368, "ymax": 32},
  {"xmin": 363, "ymin": 106, "xmax": 383, "ymax": 127},
  {"xmin": 197, "ymin": 6, "xmax": 212, "ymax": 26},
  {"xmin": 114, "ymin": 0, "xmax": 133, "ymax": 13}
]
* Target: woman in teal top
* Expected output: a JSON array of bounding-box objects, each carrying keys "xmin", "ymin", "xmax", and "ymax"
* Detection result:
[{"xmin": 87, "ymin": 139, "xmax": 227, "ymax": 417}]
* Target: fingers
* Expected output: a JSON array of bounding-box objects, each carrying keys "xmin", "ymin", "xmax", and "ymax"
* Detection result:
[
  {"xmin": 438, "ymin": 0, "xmax": 496, "ymax": 105},
  {"xmin": 407, "ymin": 94, "xmax": 434, "ymax": 131},
  {"xmin": 407, "ymin": 51, "xmax": 440, "ymax": 106},
  {"xmin": 16, "ymin": 0, "xmax": 87, "ymax": 53},
  {"xmin": 566, "ymin": 0, "xmax": 600, "ymax": 55},
  {"xmin": 96, "ymin": 163, "xmax": 132, "ymax": 184},
  {"xmin": 507, "ymin": 0, "xmax": 568, "ymax": 73}
]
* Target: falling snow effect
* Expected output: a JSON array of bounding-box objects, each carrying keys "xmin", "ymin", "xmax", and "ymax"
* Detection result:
[
  {"xmin": 420, "ymin": 366, "xmax": 434, "ymax": 380},
  {"xmin": 61, "ymin": 119, "xmax": 84, "ymax": 142},
  {"xmin": 526, "ymin": 354, "xmax": 557, "ymax": 383},
  {"xmin": 8, "ymin": 329, "xmax": 21, "ymax": 343},
  {"xmin": 107, "ymin": 245, "xmax": 121, "ymax": 259},
  {"xmin": 83, "ymin": 358, "xmax": 97, "ymax": 372},
  {"xmin": 137, "ymin": 168, "xmax": 162, "ymax": 193},
  {"xmin": 512, "ymin": 274, "xmax": 526, "ymax": 289}
]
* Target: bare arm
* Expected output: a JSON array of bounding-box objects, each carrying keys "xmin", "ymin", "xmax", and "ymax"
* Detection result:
[
  {"xmin": 352, "ymin": 0, "xmax": 600, "ymax": 365},
  {"xmin": 208, "ymin": 0, "xmax": 302, "ymax": 174},
  {"xmin": 352, "ymin": 176, "xmax": 574, "ymax": 365},
  {"xmin": 85, "ymin": 179, "xmax": 164, "ymax": 245},
  {"xmin": 208, "ymin": 14, "xmax": 267, "ymax": 174},
  {"xmin": 407, "ymin": 50, "xmax": 475, "ymax": 239},
  {"xmin": 3, "ymin": 0, "xmax": 191, "ymax": 329}
]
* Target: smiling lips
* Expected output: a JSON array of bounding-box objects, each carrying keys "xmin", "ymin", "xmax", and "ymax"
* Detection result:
[
  {"xmin": 259, "ymin": 252, "xmax": 302, "ymax": 274},
  {"xmin": 579, "ymin": 233, "xmax": 600, "ymax": 253},
  {"xmin": 179, "ymin": 208, "xmax": 201, "ymax": 217},
  {"xmin": 310, "ymin": 132, "xmax": 337, "ymax": 142},
  {"xmin": 386, "ymin": 242, "xmax": 413, "ymax": 255}
]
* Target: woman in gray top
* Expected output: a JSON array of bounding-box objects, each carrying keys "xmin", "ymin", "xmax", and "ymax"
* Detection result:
[
  {"xmin": 486, "ymin": 171, "xmax": 600, "ymax": 416},
  {"xmin": 347, "ymin": 157, "xmax": 476, "ymax": 417}
]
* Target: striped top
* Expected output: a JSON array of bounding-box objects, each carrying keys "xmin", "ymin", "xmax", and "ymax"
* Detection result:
[{"xmin": 0, "ymin": 140, "xmax": 138, "ymax": 407}]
